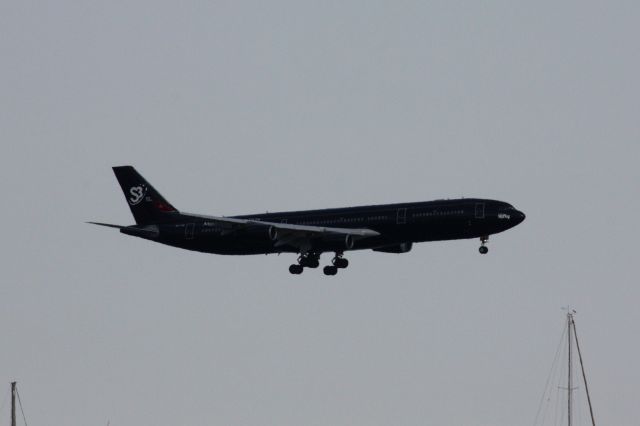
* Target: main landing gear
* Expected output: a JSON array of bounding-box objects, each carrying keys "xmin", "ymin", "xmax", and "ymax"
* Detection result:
[
  {"xmin": 289, "ymin": 252, "xmax": 349, "ymax": 275},
  {"xmin": 479, "ymin": 236, "xmax": 489, "ymax": 254},
  {"xmin": 299, "ymin": 253, "xmax": 320, "ymax": 268},
  {"xmin": 289, "ymin": 264, "xmax": 304, "ymax": 274},
  {"xmin": 289, "ymin": 252, "xmax": 320, "ymax": 274},
  {"xmin": 322, "ymin": 265, "xmax": 338, "ymax": 276},
  {"xmin": 332, "ymin": 255, "xmax": 349, "ymax": 269},
  {"xmin": 323, "ymin": 253, "xmax": 349, "ymax": 276}
]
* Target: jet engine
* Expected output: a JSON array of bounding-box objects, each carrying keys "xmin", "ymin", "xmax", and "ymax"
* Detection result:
[
  {"xmin": 268, "ymin": 226, "xmax": 278, "ymax": 241},
  {"xmin": 344, "ymin": 234, "xmax": 354, "ymax": 250}
]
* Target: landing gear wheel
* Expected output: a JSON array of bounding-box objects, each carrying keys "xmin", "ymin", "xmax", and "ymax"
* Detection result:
[
  {"xmin": 333, "ymin": 257, "xmax": 349, "ymax": 269},
  {"xmin": 289, "ymin": 264, "xmax": 304, "ymax": 274},
  {"xmin": 478, "ymin": 236, "xmax": 489, "ymax": 255},
  {"xmin": 323, "ymin": 265, "xmax": 338, "ymax": 276},
  {"xmin": 299, "ymin": 254, "xmax": 320, "ymax": 268},
  {"xmin": 299, "ymin": 258, "xmax": 319, "ymax": 268}
]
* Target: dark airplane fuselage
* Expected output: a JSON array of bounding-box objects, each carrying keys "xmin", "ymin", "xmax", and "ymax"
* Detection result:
[
  {"xmin": 95, "ymin": 166, "xmax": 526, "ymax": 275},
  {"xmin": 129, "ymin": 198, "xmax": 525, "ymax": 255}
]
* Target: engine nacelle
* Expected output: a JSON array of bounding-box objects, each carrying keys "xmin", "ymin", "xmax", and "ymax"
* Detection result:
[
  {"xmin": 372, "ymin": 242, "xmax": 413, "ymax": 253},
  {"xmin": 321, "ymin": 233, "xmax": 356, "ymax": 250},
  {"xmin": 268, "ymin": 226, "xmax": 278, "ymax": 241},
  {"xmin": 344, "ymin": 234, "xmax": 354, "ymax": 250}
]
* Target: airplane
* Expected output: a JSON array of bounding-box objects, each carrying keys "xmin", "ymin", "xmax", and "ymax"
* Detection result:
[{"xmin": 90, "ymin": 166, "xmax": 525, "ymax": 275}]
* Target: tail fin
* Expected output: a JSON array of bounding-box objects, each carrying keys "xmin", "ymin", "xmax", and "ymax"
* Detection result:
[{"xmin": 112, "ymin": 166, "xmax": 178, "ymax": 224}]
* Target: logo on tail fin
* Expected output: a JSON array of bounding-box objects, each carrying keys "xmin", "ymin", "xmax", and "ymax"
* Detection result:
[{"xmin": 128, "ymin": 185, "xmax": 148, "ymax": 205}]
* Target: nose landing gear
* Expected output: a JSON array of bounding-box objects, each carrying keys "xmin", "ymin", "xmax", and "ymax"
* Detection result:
[{"xmin": 479, "ymin": 236, "xmax": 489, "ymax": 254}]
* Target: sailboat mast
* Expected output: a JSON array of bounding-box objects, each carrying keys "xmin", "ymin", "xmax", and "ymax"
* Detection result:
[
  {"xmin": 567, "ymin": 312, "xmax": 573, "ymax": 426},
  {"xmin": 10, "ymin": 382, "xmax": 16, "ymax": 426},
  {"xmin": 572, "ymin": 316, "xmax": 597, "ymax": 426}
]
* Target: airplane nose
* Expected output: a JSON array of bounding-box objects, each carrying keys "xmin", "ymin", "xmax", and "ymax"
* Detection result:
[{"xmin": 515, "ymin": 210, "xmax": 526, "ymax": 224}]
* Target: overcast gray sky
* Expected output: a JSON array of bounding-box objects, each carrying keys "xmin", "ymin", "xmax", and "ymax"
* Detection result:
[{"xmin": 1, "ymin": 1, "xmax": 638, "ymax": 425}]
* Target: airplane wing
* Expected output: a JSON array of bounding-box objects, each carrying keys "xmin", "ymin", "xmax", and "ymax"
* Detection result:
[
  {"xmin": 185, "ymin": 213, "xmax": 380, "ymax": 253},
  {"xmin": 249, "ymin": 219, "xmax": 380, "ymax": 252}
]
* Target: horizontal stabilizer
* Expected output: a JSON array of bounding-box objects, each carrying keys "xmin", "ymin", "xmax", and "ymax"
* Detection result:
[{"xmin": 86, "ymin": 222, "xmax": 126, "ymax": 229}]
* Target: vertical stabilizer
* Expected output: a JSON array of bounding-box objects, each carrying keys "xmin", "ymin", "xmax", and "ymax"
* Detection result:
[{"xmin": 112, "ymin": 166, "xmax": 177, "ymax": 224}]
